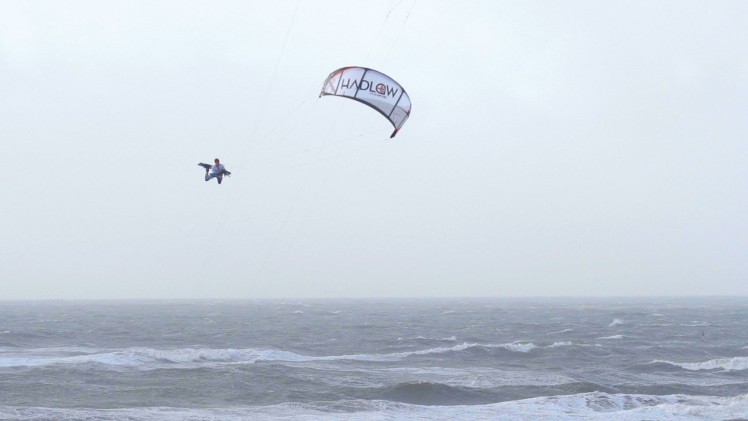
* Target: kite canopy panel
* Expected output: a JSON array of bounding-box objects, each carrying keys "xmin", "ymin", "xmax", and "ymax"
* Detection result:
[{"xmin": 319, "ymin": 66, "xmax": 411, "ymax": 138}]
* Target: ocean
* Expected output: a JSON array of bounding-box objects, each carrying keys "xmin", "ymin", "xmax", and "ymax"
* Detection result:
[{"xmin": 1, "ymin": 298, "xmax": 747, "ymax": 420}]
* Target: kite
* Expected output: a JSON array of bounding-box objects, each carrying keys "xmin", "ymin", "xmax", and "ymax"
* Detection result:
[{"xmin": 319, "ymin": 66, "xmax": 411, "ymax": 138}]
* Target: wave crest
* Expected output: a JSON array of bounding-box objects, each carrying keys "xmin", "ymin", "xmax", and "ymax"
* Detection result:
[
  {"xmin": 2, "ymin": 393, "xmax": 747, "ymax": 420},
  {"xmin": 546, "ymin": 341, "xmax": 572, "ymax": 348},
  {"xmin": 0, "ymin": 341, "xmax": 543, "ymax": 369},
  {"xmin": 608, "ymin": 319, "xmax": 624, "ymax": 327},
  {"xmin": 651, "ymin": 357, "xmax": 748, "ymax": 371}
]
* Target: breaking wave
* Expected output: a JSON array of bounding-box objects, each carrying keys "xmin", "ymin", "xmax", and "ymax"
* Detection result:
[
  {"xmin": 680, "ymin": 322, "xmax": 710, "ymax": 327},
  {"xmin": 0, "ymin": 341, "xmax": 546, "ymax": 369},
  {"xmin": 1, "ymin": 393, "xmax": 747, "ymax": 420},
  {"xmin": 495, "ymin": 342, "xmax": 537, "ymax": 353},
  {"xmin": 651, "ymin": 357, "xmax": 748, "ymax": 371},
  {"xmin": 608, "ymin": 319, "xmax": 624, "ymax": 327},
  {"xmin": 597, "ymin": 335, "xmax": 624, "ymax": 340},
  {"xmin": 548, "ymin": 328, "xmax": 573, "ymax": 335},
  {"xmin": 546, "ymin": 341, "xmax": 572, "ymax": 348},
  {"xmin": 399, "ymin": 335, "xmax": 457, "ymax": 342}
]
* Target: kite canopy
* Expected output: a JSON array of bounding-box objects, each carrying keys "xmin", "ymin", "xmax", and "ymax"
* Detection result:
[{"xmin": 319, "ymin": 66, "xmax": 411, "ymax": 138}]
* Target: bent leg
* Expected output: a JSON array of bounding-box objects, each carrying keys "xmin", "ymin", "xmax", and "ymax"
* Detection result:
[
  {"xmin": 205, "ymin": 173, "xmax": 215, "ymax": 182},
  {"xmin": 217, "ymin": 174, "xmax": 223, "ymax": 184}
]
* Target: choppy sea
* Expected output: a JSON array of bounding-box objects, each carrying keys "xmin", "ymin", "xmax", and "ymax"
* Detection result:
[{"xmin": 1, "ymin": 298, "xmax": 747, "ymax": 420}]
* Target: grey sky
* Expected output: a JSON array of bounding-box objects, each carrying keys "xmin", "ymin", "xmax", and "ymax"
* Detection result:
[{"xmin": 1, "ymin": 1, "xmax": 746, "ymax": 299}]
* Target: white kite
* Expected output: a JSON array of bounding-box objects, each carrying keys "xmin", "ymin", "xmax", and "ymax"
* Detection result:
[{"xmin": 319, "ymin": 66, "xmax": 412, "ymax": 138}]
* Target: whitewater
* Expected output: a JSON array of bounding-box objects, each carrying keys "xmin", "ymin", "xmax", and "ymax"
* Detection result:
[{"xmin": 1, "ymin": 298, "xmax": 747, "ymax": 420}]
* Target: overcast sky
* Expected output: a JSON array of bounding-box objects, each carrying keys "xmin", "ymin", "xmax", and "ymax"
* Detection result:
[{"xmin": 1, "ymin": 0, "xmax": 746, "ymax": 299}]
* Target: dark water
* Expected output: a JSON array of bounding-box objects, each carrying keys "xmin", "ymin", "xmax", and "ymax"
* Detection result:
[{"xmin": 1, "ymin": 298, "xmax": 747, "ymax": 420}]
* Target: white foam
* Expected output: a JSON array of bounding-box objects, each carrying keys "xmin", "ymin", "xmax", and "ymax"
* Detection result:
[
  {"xmin": 609, "ymin": 319, "xmax": 624, "ymax": 327},
  {"xmin": 0, "ymin": 348, "xmax": 272, "ymax": 368},
  {"xmin": 0, "ymin": 338, "xmax": 555, "ymax": 370},
  {"xmin": 546, "ymin": 341, "xmax": 572, "ymax": 348},
  {"xmin": 378, "ymin": 366, "xmax": 578, "ymax": 388},
  {"xmin": 597, "ymin": 335, "xmax": 624, "ymax": 340},
  {"xmin": 652, "ymin": 356, "xmax": 748, "ymax": 371},
  {"xmin": 0, "ymin": 350, "xmax": 147, "ymax": 368},
  {"xmin": 492, "ymin": 392, "xmax": 748, "ymax": 420},
  {"xmin": 548, "ymin": 328, "xmax": 573, "ymax": 335},
  {"xmin": 492, "ymin": 342, "xmax": 537, "ymax": 353},
  {"xmin": 401, "ymin": 335, "xmax": 457, "ymax": 342},
  {"xmin": 292, "ymin": 310, "xmax": 304, "ymax": 314},
  {"xmin": 0, "ymin": 343, "xmax": 499, "ymax": 368},
  {"xmin": 1, "ymin": 393, "xmax": 747, "ymax": 420},
  {"xmin": 330, "ymin": 343, "xmax": 475, "ymax": 362}
]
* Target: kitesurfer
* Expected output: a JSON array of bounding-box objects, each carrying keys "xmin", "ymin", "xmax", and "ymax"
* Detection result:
[{"xmin": 198, "ymin": 158, "xmax": 231, "ymax": 184}]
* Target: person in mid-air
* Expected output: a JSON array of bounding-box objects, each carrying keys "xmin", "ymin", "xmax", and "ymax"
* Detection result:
[{"xmin": 198, "ymin": 158, "xmax": 231, "ymax": 184}]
